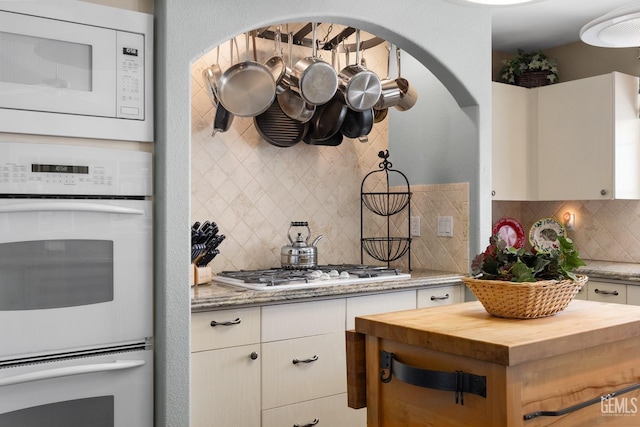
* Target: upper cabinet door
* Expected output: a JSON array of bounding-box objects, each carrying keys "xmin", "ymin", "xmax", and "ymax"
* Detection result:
[
  {"xmin": 491, "ymin": 82, "xmax": 533, "ymax": 200},
  {"xmin": 536, "ymin": 72, "xmax": 640, "ymax": 201}
]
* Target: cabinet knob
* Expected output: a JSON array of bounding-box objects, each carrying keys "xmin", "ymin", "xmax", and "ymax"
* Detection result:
[
  {"xmin": 491, "ymin": 190, "xmax": 496, "ymax": 196},
  {"xmin": 600, "ymin": 189, "xmax": 607, "ymax": 196},
  {"xmin": 250, "ymin": 352, "xmax": 259, "ymax": 360}
]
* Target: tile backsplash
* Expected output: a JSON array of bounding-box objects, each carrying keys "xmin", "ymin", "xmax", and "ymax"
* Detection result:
[
  {"xmin": 493, "ymin": 200, "xmax": 640, "ymax": 263},
  {"xmin": 190, "ymin": 27, "xmax": 469, "ymax": 274}
]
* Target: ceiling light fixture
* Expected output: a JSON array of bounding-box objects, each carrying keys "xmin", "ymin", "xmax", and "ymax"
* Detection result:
[
  {"xmin": 443, "ymin": 0, "xmax": 543, "ymax": 6},
  {"xmin": 580, "ymin": 4, "xmax": 640, "ymax": 48},
  {"xmin": 464, "ymin": 0, "xmax": 536, "ymax": 4}
]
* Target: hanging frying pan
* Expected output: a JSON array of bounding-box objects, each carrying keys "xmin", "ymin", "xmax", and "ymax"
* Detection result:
[
  {"xmin": 212, "ymin": 40, "xmax": 238, "ymax": 136},
  {"xmin": 217, "ymin": 32, "xmax": 276, "ymax": 117},
  {"xmin": 303, "ymin": 130, "xmax": 343, "ymax": 146},
  {"xmin": 304, "ymin": 92, "xmax": 348, "ymax": 141},
  {"xmin": 254, "ymin": 100, "xmax": 308, "ymax": 147},
  {"xmin": 340, "ymin": 107, "xmax": 374, "ymax": 139}
]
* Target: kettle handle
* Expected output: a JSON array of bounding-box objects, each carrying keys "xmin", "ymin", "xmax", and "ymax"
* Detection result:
[{"xmin": 288, "ymin": 221, "xmax": 310, "ymax": 244}]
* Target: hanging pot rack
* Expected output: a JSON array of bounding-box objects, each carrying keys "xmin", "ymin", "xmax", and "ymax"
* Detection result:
[{"xmin": 255, "ymin": 24, "xmax": 385, "ymax": 52}]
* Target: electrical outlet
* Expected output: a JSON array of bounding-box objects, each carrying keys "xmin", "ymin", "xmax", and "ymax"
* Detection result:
[
  {"xmin": 437, "ymin": 216, "xmax": 453, "ymax": 237},
  {"xmin": 410, "ymin": 216, "xmax": 421, "ymax": 237}
]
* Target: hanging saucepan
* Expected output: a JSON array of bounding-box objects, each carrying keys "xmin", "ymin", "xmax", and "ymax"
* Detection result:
[
  {"xmin": 212, "ymin": 40, "xmax": 238, "ymax": 136},
  {"xmin": 289, "ymin": 22, "xmax": 338, "ymax": 106},
  {"xmin": 394, "ymin": 47, "xmax": 418, "ymax": 111},
  {"xmin": 373, "ymin": 42, "xmax": 398, "ymax": 122},
  {"xmin": 217, "ymin": 32, "xmax": 276, "ymax": 117},
  {"xmin": 254, "ymin": 99, "xmax": 308, "ymax": 147},
  {"xmin": 264, "ymin": 27, "xmax": 287, "ymax": 95},
  {"xmin": 202, "ymin": 46, "xmax": 222, "ymax": 105},
  {"xmin": 338, "ymin": 29, "xmax": 382, "ymax": 112},
  {"xmin": 277, "ymin": 29, "xmax": 315, "ymax": 123}
]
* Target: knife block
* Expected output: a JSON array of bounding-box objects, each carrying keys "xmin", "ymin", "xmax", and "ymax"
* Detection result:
[{"xmin": 193, "ymin": 265, "xmax": 212, "ymax": 286}]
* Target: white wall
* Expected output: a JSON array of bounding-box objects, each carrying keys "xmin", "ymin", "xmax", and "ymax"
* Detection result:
[{"xmin": 154, "ymin": 1, "xmax": 491, "ymax": 425}]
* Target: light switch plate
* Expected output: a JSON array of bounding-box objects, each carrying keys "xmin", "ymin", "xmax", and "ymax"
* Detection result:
[
  {"xmin": 437, "ymin": 216, "xmax": 453, "ymax": 237},
  {"xmin": 410, "ymin": 216, "xmax": 421, "ymax": 237}
]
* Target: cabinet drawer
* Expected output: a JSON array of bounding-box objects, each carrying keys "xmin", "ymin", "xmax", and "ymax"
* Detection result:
[
  {"xmin": 191, "ymin": 307, "xmax": 260, "ymax": 352},
  {"xmin": 262, "ymin": 393, "xmax": 366, "ymax": 427},
  {"xmin": 191, "ymin": 344, "xmax": 261, "ymax": 427},
  {"xmin": 587, "ymin": 280, "xmax": 627, "ymax": 304},
  {"xmin": 346, "ymin": 290, "xmax": 416, "ymax": 330},
  {"xmin": 628, "ymin": 285, "xmax": 640, "ymax": 306},
  {"xmin": 262, "ymin": 332, "xmax": 346, "ymax": 409},
  {"xmin": 417, "ymin": 284, "xmax": 463, "ymax": 308},
  {"xmin": 262, "ymin": 299, "xmax": 345, "ymax": 342}
]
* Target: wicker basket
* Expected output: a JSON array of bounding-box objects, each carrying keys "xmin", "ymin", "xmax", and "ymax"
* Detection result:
[
  {"xmin": 462, "ymin": 274, "xmax": 588, "ymax": 319},
  {"xmin": 515, "ymin": 71, "xmax": 550, "ymax": 88}
]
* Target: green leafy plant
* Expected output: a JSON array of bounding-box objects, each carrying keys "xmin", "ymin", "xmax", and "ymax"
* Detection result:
[
  {"xmin": 498, "ymin": 49, "xmax": 559, "ymax": 85},
  {"xmin": 471, "ymin": 234, "xmax": 585, "ymax": 282}
]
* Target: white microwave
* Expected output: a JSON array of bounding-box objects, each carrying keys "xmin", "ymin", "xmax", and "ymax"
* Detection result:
[{"xmin": 0, "ymin": 1, "xmax": 153, "ymax": 142}]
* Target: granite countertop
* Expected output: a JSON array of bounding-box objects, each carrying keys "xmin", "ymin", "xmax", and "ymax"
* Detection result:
[
  {"xmin": 576, "ymin": 260, "xmax": 640, "ymax": 283},
  {"xmin": 190, "ymin": 260, "xmax": 640, "ymax": 312},
  {"xmin": 191, "ymin": 269, "xmax": 463, "ymax": 312}
]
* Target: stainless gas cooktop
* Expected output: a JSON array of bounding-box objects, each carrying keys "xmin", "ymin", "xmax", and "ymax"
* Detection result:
[{"xmin": 213, "ymin": 264, "xmax": 411, "ymax": 291}]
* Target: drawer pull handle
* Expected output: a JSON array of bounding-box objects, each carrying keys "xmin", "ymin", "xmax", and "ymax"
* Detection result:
[
  {"xmin": 292, "ymin": 355, "xmax": 318, "ymax": 365},
  {"xmin": 594, "ymin": 289, "xmax": 619, "ymax": 296},
  {"xmin": 431, "ymin": 293, "xmax": 450, "ymax": 301},
  {"xmin": 210, "ymin": 317, "xmax": 241, "ymax": 327},
  {"xmin": 293, "ymin": 418, "xmax": 319, "ymax": 427}
]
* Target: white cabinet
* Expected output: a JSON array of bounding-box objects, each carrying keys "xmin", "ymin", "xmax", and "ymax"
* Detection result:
[
  {"xmin": 491, "ymin": 72, "xmax": 640, "ymax": 201},
  {"xmin": 587, "ymin": 279, "xmax": 627, "ymax": 304},
  {"xmin": 417, "ymin": 284, "xmax": 463, "ymax": 308},
  {"xmin": 262, "ymin": 394, "xmax": 365, "ymax": 427},
  {"xmin": 346, "ymin": 290, "xmax": 416, "ymax": 330},
  {"xmin": 628, "ymin": 285, "xmax": 640, "ymax": 306},
  {"xmin": 491, "ymin": 82, "xmax": 534, "ymax": 200},
  {"xmin": 190, "ymin": 307, "xmax": 261, "ymax": 427},
  {"xmin": 536, "ymin": 72, "xmax": 640, "ymax": 200}
]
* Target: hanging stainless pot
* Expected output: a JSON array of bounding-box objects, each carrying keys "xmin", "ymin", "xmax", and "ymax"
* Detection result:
[
  {"xmin": 338, "ymin": 29, "xmax": 382, "ymax": 112},
  {"xmin": 264, "ymin": 27, "xmax": 287, "ymax": 95},
  {"xmin": 217, "ymin": 32, "xmax": 276, "ymax": 117},
  {"xmin": 277, "ymin": 29, "xmax": 316, "ymax": 123},
  {"xmin": 374, "ymin": 42, "xmax": 401, "ymax": 113},
  {"xmin": 394, "ymin": 47, "xmax": 418, "ymax": 111},
  {"xmin": 281, "ymin": 221, "xmax": 324, "ymax": 269},
  {"xmin": 289, "ymin": 22, "xmax": 338, "ymax": 106}
]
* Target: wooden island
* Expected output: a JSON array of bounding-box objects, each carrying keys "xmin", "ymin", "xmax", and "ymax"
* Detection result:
[{"xmin": 347, "ymin": 300, "xmax": 640, "ymax": 426}]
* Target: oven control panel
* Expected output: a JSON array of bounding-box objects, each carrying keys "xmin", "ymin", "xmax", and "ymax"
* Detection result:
[{"xmin": 0, "ymin": 142, "xmax": 152, "ymax": 196}]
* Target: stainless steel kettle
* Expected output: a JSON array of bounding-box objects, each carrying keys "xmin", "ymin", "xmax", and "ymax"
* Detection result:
[{"xmin": 281, "ymin": 221, "xmax": 324, "ymax": 269}]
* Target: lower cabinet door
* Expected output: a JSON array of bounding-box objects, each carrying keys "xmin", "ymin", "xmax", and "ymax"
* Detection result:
[
  {"xmin": 191, "ymin": 344, "xmax": 261, "ymax": 427},
  {"xmin": 262, "ymin": 393, "xmax": 366, "ymax": 427},
  {"xmin": 628, "ymin": 285, "xmax": 640, "ymax": 306},
  {"xmin": 262, "ymin": 332, "xmax": 346, "ymax": 409}
]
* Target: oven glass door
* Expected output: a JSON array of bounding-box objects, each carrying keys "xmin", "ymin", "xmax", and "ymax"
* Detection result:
[
  {"xmin": 0, "ymin": 10, "xmax": 116, "ymax": 117},
  {"xmin": 0, "ymin": 349, "xmax": 152, "ymax": 426},
  {"xmin": 0, "ymin": 199, "xmax": 152, "ymax": 360}
]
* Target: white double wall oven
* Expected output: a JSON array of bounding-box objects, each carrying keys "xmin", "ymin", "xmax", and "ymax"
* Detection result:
[{"xmin": 0, "ymin": 142, "xmax": 153, "ymax": 426}]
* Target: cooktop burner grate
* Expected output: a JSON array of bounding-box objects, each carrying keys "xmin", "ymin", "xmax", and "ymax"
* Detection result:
[{"xmin": 215, "ymin": 264, "xmax": 411, "ymax": 290}]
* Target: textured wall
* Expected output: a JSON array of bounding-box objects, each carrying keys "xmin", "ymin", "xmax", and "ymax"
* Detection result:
[{"xmin": 493, "ymin": 200, "xmax": 640, "ymax": 263}]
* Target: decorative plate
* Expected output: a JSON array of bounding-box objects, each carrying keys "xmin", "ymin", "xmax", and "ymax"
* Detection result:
[
  {"xmin": 492, "ymin": 217, "xmax": 525, "ymax": 248},
  {"xmin": 529, "ymin": 217, "xmax": 566, "ymax": 252}
]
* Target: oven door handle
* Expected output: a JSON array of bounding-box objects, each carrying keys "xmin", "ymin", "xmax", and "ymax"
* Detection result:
[
  {"xmin": 0, "ymin": 202, "xmax": 145, "ymax": 215},
  {"xmin": 0, "ymin": 360, "xmax": 145, "ymax": 387}
]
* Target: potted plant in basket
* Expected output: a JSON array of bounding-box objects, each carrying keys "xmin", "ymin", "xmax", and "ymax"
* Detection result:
[
  {"xmin": 464, "ymin": 234, "xmax": 587, "ymax": 319},
  {"xmin": 498, "ymin": 49, "xmax": 559, "ymax": 88}
]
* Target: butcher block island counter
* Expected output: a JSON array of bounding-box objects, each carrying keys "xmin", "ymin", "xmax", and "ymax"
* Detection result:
[{"xmin": 348, "ymin": 300, "xmax": 640, "ymax": 427}]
